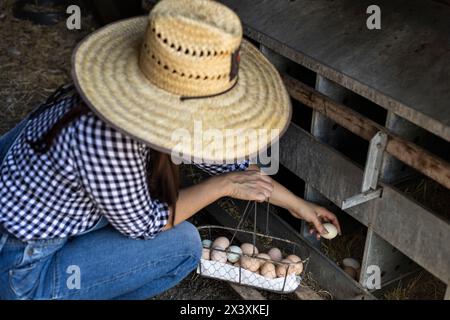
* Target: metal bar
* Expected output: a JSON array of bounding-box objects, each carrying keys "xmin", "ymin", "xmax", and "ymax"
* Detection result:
[
  {"xmin": 282, "ymin": 74, "xmax": 450, "ymax": 190},
  {"xmin": 341, "ymin": 189, "xmax": 382, "ymax": 210},
  {"xmin": 362, "ymin": 132, "xmax": 387, "ymax": 192},
  {"xmin": 280, "ymin": 124, "xmax": 450, "ymax": 284},
  {"xmin": 360, "ymin": 110, "xmax": 421, "ymax": 289}
]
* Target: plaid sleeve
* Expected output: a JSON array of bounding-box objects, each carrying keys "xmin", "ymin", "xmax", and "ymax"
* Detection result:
[
  {"xmin": 71, "ymin": 114, "xmax": 169, "ymax": 239},
  {"xmin": 194, "ymin": 160, "xmax": 250, "ymax": 175}
]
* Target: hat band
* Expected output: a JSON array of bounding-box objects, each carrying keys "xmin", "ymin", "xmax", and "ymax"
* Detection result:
[
  {"xmin": 179, "ymin": 47, "xmax": 241, "ymax": 101},
  {"xmin": 179, "ymin": 76, "xmax": 239, "ymax": 102}
]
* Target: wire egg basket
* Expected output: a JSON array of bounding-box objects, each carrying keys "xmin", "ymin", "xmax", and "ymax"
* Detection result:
[{"xmin": 197, "ymin": 201, "xmax": 310, "ymax": 293}]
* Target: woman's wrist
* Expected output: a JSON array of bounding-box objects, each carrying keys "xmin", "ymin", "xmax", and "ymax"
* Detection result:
[{"xmin": 207, "ymin": 174, "xmax": 232, "ymax": 199}]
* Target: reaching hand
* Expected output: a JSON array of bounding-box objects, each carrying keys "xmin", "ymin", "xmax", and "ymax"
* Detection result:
[{"xmin": 289, "ymin": 200, "xmax": 341, "ymax": 239}]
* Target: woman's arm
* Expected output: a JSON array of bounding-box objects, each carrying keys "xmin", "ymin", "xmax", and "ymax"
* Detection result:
[
  {"xmin": 249, "ymin": 165, "xmax": 341, "ymax": 239},
  {"xmin": 163, "ymin": 169, "xmax": 274, "ymax": 229}
]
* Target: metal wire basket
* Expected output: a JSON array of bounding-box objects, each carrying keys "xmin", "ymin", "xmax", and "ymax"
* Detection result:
[{"xmin": 197, "ymin": 201, "xmax": 310, "ymax": 293}]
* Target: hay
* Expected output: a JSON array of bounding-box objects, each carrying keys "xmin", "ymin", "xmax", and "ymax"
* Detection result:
[
  {"xmin": 0, "ymin": 0, "xmax": 98, "ymax": 135},
  {"xmin": 397, "ymin": 177, "xmax": 450, "ymax": 221},
  {"xmin": 383, "ymin": 271, "xmax": 446, "ymax": 300}
]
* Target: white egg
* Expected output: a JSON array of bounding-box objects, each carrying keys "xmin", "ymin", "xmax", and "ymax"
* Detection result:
[
  {"xmin": 201, "ymin": 248, "xmax": 210, "ymax": 260},
  {"xmin": 267, "ymin": 247, "xmax": 282, "ymax": 261},
  {"xmin": 240, "ymin": 256, "xmax": 260, "ymax": 272},
  {"xmin": 202, "ymin": 239, "xmax": 212, "ymax": 249},
  {"xmin": 227, "ymin": 245, "xmax": 242, "ymax": 263},
  {"xmin": 342, "ymin": 258, "xmax": 360, "ymax": 270},
  {"xmin": 212, "ymin": 236, "xmax": 230, "ymax": 249},
  {"xmin": 210, "ymin": 247, "xmax": 227, "ymax": 263},
  {"xmin": 321, "ymin": 223, "xmax": 338, "ymax": 239},
  {"xmin": 260, "ymin": 263, "xmax": 276, "ymax": 279},
  {"xmin": 240, "ymin": 243, "xmax": 259, "ymax": 256}
]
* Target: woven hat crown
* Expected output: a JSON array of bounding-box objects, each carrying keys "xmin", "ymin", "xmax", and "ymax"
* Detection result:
[{"xmin": 139, "ymin": 0, "xmax": 243, "ymax": 97}]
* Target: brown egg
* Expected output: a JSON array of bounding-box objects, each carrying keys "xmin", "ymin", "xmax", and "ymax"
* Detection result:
[
  {"xmin": 276, "ymin": 259, "xmax": 295, "ymax": 277},
  {"xmin": 240, "ymin": 243, "xmax": 259, "ymax": 256},
  {"xmin": 286, "ymin": 254, "xmax": 302, "ymax": 263},
  {"xmin": 210, "ymin": 247, "xmax": 227, "ymax": 263},
  {"xmin": 201, "ymin": 248, "xmax": 210, "ymax": 260},
  {"xmin": 276, "ymin": 258, "xmax": 303, "ymax": 276},
  {"xmin": 240, "ymin": 256, "xmax": 260, "ymax": 272},
  {"xmin": 267, "ymin": 247, "xmax": 282, "ymax": 262},
  {"xmin": 260, "ymin": 263, "xmax": 276, "ymax": 279},
  {"xmin": 256, "ymin": 253, "xmax": 271, "ymax": 263},
  {"xmin": 343, "ymin": 266, "xmax": 357, "ymax": 280},
  {"xmin": 212, "ymin": 236, "xmax": 230, "ymax": 249}
]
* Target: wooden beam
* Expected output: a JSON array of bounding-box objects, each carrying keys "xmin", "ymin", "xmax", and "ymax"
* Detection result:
[{"xmin": 282, "ymin": 74, "xmax": 450, "ymax": 190}]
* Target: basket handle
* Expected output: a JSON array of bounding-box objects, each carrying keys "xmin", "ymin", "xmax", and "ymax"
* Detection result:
[{"xmin": 228, "ymin": 199, "xmax": 271, "ymax": 253}]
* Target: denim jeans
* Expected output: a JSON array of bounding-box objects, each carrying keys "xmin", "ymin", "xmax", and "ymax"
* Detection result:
[{"xmin": 0, "ymin": 106, "xmax": 202, "ymax": 300}]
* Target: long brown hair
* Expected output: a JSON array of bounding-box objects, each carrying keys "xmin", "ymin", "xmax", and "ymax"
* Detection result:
[{"xmin": 30, "ymin": 102, "xmax": 180, "ymax": 219}]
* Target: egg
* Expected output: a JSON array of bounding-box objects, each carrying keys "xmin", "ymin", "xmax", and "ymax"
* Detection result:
[
  {"xmin": 212, "ymin": 236, "xmax": 230, "ymax": 249},
  {"xmin": 343, "ymin": 266, "xmax": 357, "ymax": 279},
  {"xmin": 278, "ymin": 258, "xmax": 304, "ymax": 276},
  {"xmin": 356, "ymin": 268, "xmax": 361, "ymax": 280},
  {"xmin": 210, "ymin": 247, "xmax": 227, "ymax": 263},
  {"xmin": 256, "ymin": 253, "xmax": 271, "ymax": 261},
  {"xmin": 342, "ymin": 258, "xmax": 360, "ymax": 270},
  {"xmin": 201, "ymin": 248, "xmax": 210, "ymax": 260},
  {"xmin": 202, "ymin": 239, "xmax": 213, "ymax": 249},
  {"xmin": 267, "ymin": 247, "xmax": 282, "ymax": 262},
  {"xmin": 286, "ymin": 254, "xmax": 302, "ymax": 263},
  {"xmin": 240, "ymin": 243, "xmax": 259, "ymax": 256},
  {"xmin": 276, "ymin": 259, "xmax": 296, "ymax": 277},
  {"xmin": 260, "ymin": 263, "xmax": 276, "ymax": 279},
  {"xmin": 321, "ymin": 223, "xmax": 338, "ymax": 239},
  {"xmin": 240, "ymin": 256, "xmax": 260, "ymax": 272},
  {"xmin": 227, "ymin": 245, "xmax": 242, "ymax": 263}
]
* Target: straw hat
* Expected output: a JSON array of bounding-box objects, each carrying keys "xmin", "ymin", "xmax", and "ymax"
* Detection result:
[{"xmin": 72, "ymin": 0, "xmax": 291, "ymax": 163}]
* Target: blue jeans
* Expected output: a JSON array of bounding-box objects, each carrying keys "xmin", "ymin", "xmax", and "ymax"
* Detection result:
[
  {"xmin": 0, "ymin": 222, "xmax": 202, "ymax": 300},
  {"xmin": 0, "ymin": 104, "xmax": 202, "ymax": 300}
]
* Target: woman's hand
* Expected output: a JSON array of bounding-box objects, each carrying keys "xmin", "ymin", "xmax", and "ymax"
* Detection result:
[
  {"xmin": 223, "ymin": 169, "xmax": 274, "ymax": 202},
  {"xmin": 289, "ymin": 199, "xmax": 341, "ymax": 240}
]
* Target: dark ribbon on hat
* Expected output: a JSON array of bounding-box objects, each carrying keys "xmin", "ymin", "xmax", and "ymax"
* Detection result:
[{"xmin": 180, "ymin": 47, "xmax": 241, "ymax": 102}]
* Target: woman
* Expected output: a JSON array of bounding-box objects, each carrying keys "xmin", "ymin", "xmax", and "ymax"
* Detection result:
[{"xmin": 0, "ymin": 0, "xmax": 340, "ymax": 300}]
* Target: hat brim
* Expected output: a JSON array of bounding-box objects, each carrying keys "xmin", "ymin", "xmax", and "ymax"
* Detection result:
[{"xmin": 72, "ymin": 16, "xmax": 292, "ymax": 163}]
